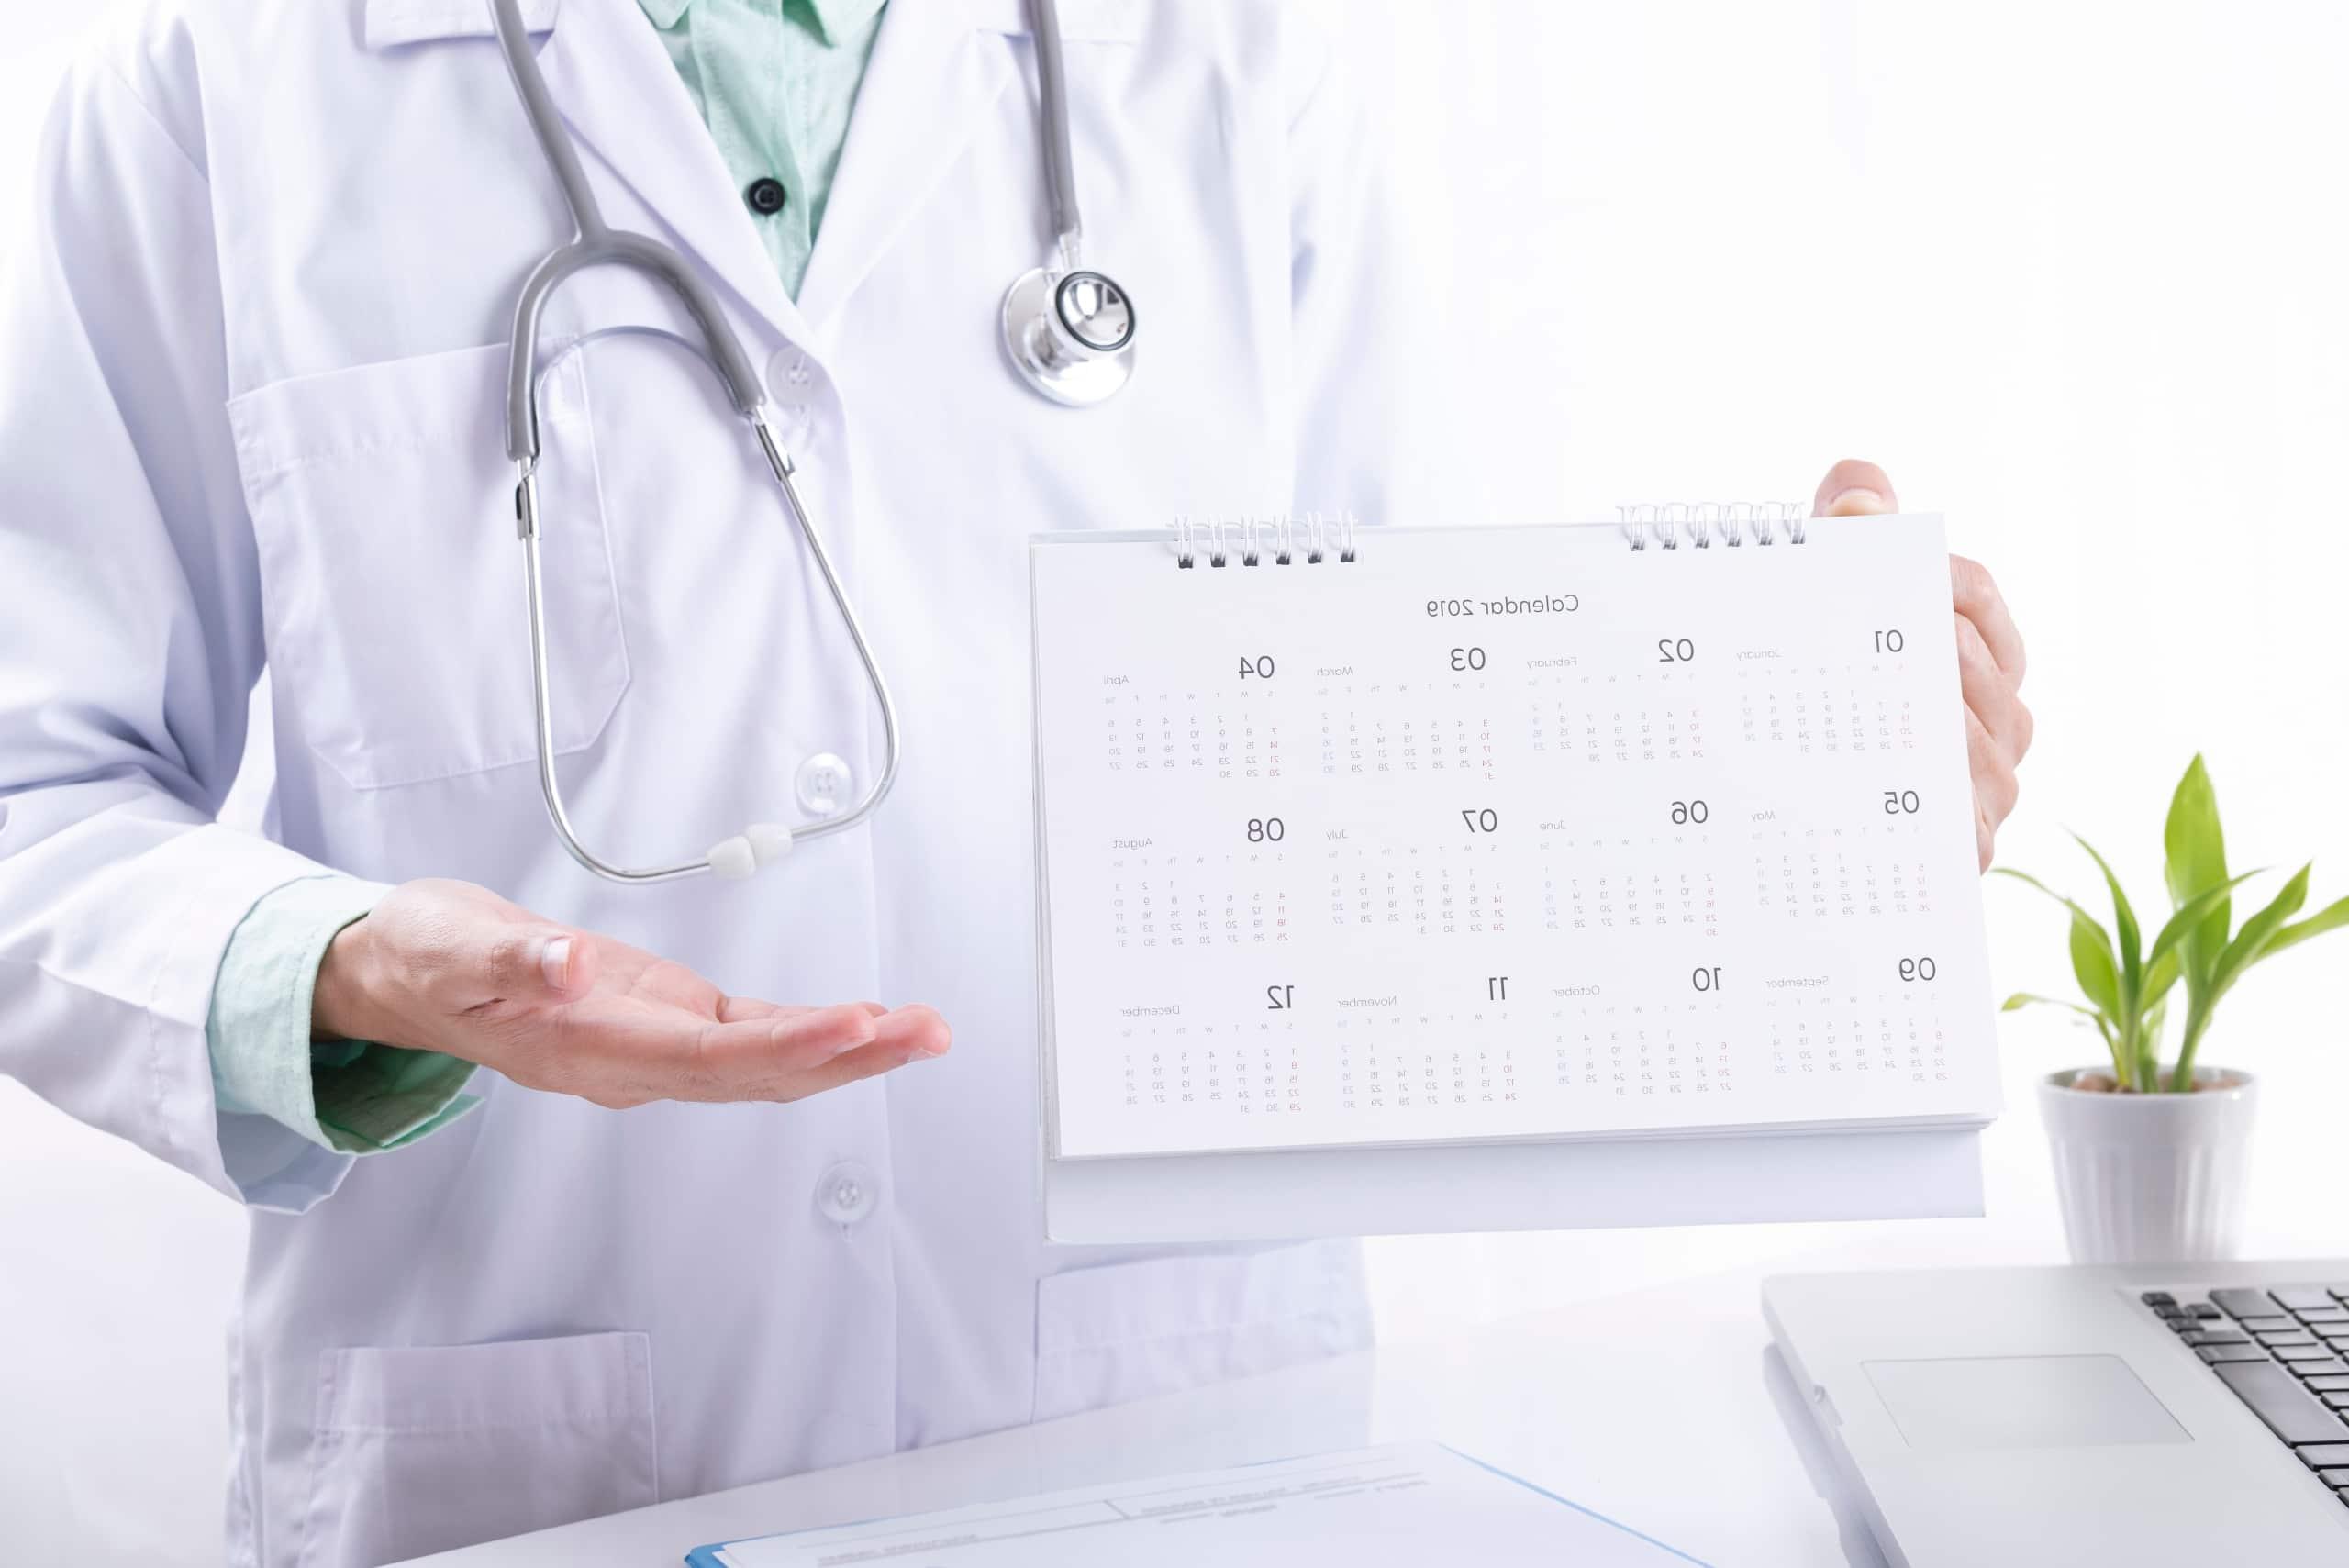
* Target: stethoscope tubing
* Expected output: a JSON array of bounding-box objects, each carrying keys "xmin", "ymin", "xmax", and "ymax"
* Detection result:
[{"xmin": 488, "ymin": 0, "xmax": 902, "ymax": 883}]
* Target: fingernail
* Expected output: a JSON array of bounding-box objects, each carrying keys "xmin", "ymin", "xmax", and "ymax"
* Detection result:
[
  {"xmin": 539, "ymin": 937, "xmax": 573, "ymax": 991},
  {"xmin": 907, "ymin": 1037, "xmax": 950, "ymax": 1062},
  {"xmin": 1822, "ymin": 485, "xmax": 1888, "ymax": 515}
]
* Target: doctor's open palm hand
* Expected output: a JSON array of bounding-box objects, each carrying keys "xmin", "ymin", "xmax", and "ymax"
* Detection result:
[
  {"xmin": 1812, "ymin": 459, "xmax": 2033, "ymax": 870},
  {"xmin": 312, "ymin": 879, "xmax": 950, "ymax": 1108}
]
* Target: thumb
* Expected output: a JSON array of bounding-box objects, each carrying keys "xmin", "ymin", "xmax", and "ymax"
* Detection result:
[
  {"xmin": 1813, "ymin": 458, "xmax": 1898, "ymax": 516},
  {"xmin": 476, "ymin": 923, "xmax": 596, "ymax": 1006}
]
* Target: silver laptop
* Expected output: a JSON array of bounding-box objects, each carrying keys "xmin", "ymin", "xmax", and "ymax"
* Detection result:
[{"xmin": 1765, "ymin": 1261, "xmax": 2349, "ymax": 1564}]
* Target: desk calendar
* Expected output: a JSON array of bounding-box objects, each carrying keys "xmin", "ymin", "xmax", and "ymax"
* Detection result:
[{"xmin": 1030, "ymin": 512, "xmax": 2001, "ymax": 1236}]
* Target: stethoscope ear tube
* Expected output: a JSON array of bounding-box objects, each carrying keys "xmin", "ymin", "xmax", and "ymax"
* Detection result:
[
  {"xmin": 1027, "ymin": 0, "xmax": 1084, "ymax": 263},
  {"xmin": 486, "ymin": 0, "xmax": 902, "ymax": 884},
  {"xmin": 999, "ymin": 0, "xmax": 1136, "ymax": 406},
  {"xmin": 501, "ymin": 233, "xmax": 769, "ymax": 465},
  {"xmin": 486, "ymin": 0, "xmax": 767, "ymax": 466}
]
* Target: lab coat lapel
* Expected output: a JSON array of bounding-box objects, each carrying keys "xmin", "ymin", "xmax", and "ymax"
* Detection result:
[
  {"xmin": 793, "ymin": 0, "xmax": 1018, "ymax": 333},
  {"xmin": 534, "ymin": 0, "xmax": 811, "ymax": 349}
]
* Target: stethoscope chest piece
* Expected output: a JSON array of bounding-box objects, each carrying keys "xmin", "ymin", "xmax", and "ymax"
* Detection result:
[{"xmin": 1001, "ymin": 265, "xmax": 1136, "ymax": 407}]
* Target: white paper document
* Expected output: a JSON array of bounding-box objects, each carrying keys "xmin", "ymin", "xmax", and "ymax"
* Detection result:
[
  {"xmin": 1030, "ymin": 515, "xmax": 1999, "ymax": 1168},
  {"xmin": 688, "ymin": 1442, "xmax": 1704, "ymax": 1566}
]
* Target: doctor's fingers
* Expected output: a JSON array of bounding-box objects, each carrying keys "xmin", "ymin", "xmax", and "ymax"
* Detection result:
[
  {"xmin": 1968, "ymin": 708, "xmax": 2021, "ymax": 872},
  {"xmin": 1956, "ymin": 612, "xmax": 2033, "ymax": 763},
  {"xmin": 1813, "ymin": 459, "xmax": 1898, "ymax": 516},
  {"xmin": 713, "ymin": 995, "xmax": 890, "ymax": 1024},
  {"xmin": 681, "ymin": 1002, "xmax": 950, "ymax": 1104},
  {"xmin": 1950, "ymin": 555, "xmax": 2026, "ymax": 685}
]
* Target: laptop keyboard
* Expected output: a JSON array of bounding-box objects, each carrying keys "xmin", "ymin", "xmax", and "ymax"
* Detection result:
[{"xmin": 2143, "ymin": 1285, "xmax": 2349, "ymax": 1498}]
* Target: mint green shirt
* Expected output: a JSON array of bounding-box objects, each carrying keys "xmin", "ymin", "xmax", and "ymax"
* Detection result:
[
  {"xmin": 642, "ymin": 0, "xmax": 886, "ymax": 298},
  {"xmin": 206, "ymin": 0, "xmax": 885, "ymax": 1153}
]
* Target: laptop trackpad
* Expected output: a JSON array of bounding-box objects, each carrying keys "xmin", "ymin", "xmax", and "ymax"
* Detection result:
[{"xmin": 1864, "ymin": 1355, "xmax": 2191, "ymax": 1451}]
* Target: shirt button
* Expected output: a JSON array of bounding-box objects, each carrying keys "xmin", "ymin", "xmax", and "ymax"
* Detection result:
[
  {"xmin": 816, "ymin": 1160, "xmax": 880, "ymax": 1228},
  {"xmin": 745, "ymin": 176, "xmax": 788, "ymax": 217},
  {"xmin": 796, "ymin": 752, "xmax": 852, "ymax": 817}
]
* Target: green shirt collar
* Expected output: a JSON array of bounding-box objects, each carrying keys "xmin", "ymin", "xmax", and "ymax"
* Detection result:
[{"xmin": 639, "ymin": 0, "xmax": 888, "ymax": 47}]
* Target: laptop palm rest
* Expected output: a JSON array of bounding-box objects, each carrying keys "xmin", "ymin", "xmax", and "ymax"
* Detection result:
[{"xmin": 1863, "ymin": 1355, "xmax": 2192, "ymax": 1451}]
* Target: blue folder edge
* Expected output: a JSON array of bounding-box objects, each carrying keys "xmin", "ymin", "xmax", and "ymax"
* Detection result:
[{"xmin": 682, "ymin": 1443, "xmax": 1713, "ymax": 1567}]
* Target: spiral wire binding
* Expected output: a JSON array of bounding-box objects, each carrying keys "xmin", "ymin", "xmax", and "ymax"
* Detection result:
[
  {"xmin": 1619, "ymin": 500, "xmax": 1808, "ymax": 551},
  {"xmin": 1171, "ymin": 510, "xmax": 1360, "ymax": 570}
]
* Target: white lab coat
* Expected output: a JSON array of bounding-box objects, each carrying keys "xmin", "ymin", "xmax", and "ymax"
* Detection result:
[{"xmin": 0, "ymin": 1, "xmax": 1397, "ymax": 1562}]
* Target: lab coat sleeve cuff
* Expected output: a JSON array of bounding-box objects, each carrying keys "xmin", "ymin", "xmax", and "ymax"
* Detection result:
[
  {"xmin": 314, "ymin": 1051, "xmax": 482, "ymax": 1154},
  {"xmin": 207, "ymin": 873, "xmax": 389, "ymax": 1143},
  {"xmin": 207, "ymin": 873, "xmax": 481, "ymax": 1159},
  {"xmin": 204, "ymin": 868, "xmax": 479, "ymax": 1173}
]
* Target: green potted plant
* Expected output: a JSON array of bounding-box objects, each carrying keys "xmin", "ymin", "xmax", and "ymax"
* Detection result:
[{"xmin": 1999, "ymin": 755, "xmax": 2349, "ymax": 1264}]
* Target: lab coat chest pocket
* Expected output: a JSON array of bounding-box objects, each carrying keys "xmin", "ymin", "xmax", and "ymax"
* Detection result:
[
  {"xmin": 228, "ymin": 344, "xmax": 627, "ymax": 791},
  {"xmin": 297, "ymin": 1331, "xmax": 657, "ymax": 1568},
  {"xmin": 1031, "ymin": 1240, "xmax": 1373, "ymax": 1423}
]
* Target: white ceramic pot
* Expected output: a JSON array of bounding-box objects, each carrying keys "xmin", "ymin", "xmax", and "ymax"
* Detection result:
[{"xmin": 2039, "ymin": 1068, "xmax": 2257, "ymax": 1265}]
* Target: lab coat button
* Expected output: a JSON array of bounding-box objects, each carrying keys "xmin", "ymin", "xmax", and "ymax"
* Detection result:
[
  {"xmin": 817, "ymin": 1161, "xmax": 880, "ymax": 1228},
  {"xmin": 796, "ymin": 752, "xmax": 851, "ymax": 817}
]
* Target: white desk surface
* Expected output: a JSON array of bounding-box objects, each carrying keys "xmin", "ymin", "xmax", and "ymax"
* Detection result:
[
  {"xmin": 395, "ymin": 1265, "xmax": 1847, "ymax": 1568},
  {"xmin": 390, "ymin": 1206, "xmax": 2322, "ymax": 1568},
  {"xmin": 392, "ymin": 1166, "xmax": 2345, "ymax": 1568}
]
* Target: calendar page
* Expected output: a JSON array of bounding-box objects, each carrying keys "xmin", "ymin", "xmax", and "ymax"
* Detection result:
[{"xmin": 1030, "ymin": 515, "xmax": 1999, "ymax": 1162}]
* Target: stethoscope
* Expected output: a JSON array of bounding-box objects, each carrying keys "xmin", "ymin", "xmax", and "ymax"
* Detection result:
[{"xmin": 485, "ymin": 0, "xmax": 1135, "ymax": 884}]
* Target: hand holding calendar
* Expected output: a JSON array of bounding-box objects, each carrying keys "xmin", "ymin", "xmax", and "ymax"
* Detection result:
[
  {"xmin": 1809, "ymin": 460, "xmax": 2032, "ymax": 868},
  {"xmin": 1029, "ymin": 499, "xmax": 2010, "ymax": 1185}
]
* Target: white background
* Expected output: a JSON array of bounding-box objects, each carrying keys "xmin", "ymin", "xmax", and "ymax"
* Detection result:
[{"xmin": 4, "ymin": 0, "xmax": 2347, "ymax": 1561}]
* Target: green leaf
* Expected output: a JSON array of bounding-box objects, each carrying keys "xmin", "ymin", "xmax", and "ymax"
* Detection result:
[
  {"xmin": 2002, "ymin": 992, "xmax": 2104, "ymax": 1018},
  {"xmin": 1994, "ymin": 868, "xmax": 2115, "ymax": 936},
  {"xmin": 2163, "ymin": 754, "xmax": 2230, "ymax": 988},
  {"xmin": 1994, "ymin": 866, "xmax": 2123, "ymax": 1021},
  {"xmin": 2067, "ymin": 906, "xmax": 2123, "ymax": 1019},
  {"xmin": 2210, "ymin": 862, "xmax": 2310, "ymax": 998},
  {"xmin": 2261, "ymin": 894, "xmax": 2349, "ymax": 962},
  {"xmin": 2140, "ymin": 946, "xmax": 2182, "ymax": 1014},
  {"xmin": 2069, "ymin": 832, "xmax": 2142, "ymax": 997},
  {"xmin": 2145, "ymin": 873, "xmax": 2260, "ymax": 973}
]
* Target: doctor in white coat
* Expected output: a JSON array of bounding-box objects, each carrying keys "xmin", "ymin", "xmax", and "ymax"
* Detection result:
[{"xmin": 0, "ymin": 1, "xmax": 2033, "ymax": 1564}]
